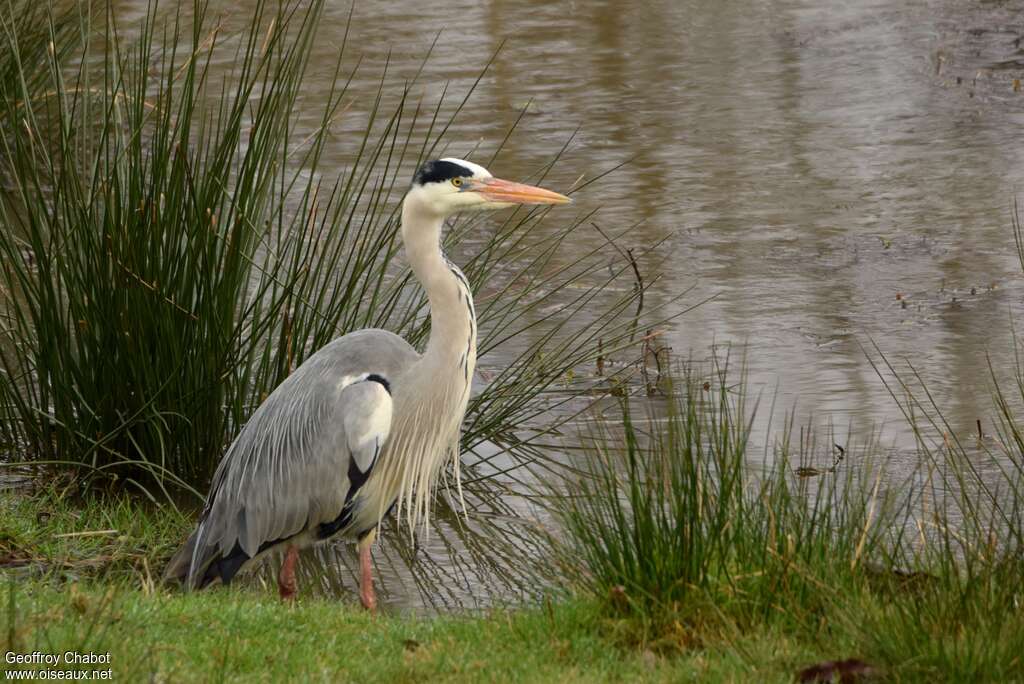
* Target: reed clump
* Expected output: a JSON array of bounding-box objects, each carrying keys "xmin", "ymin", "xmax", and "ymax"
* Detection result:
[
  {"xmin": 553, "ymin": 356, "xmax": 1024, "ymax": 680},
  {"xmin": 0, "ymin": 1, "xmax": 646, "ymax": 500}
]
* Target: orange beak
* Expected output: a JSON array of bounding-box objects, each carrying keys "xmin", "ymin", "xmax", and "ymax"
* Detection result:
[{"xmin": 470, "ymin": 177, "xmax": 572, "ymax": 205}]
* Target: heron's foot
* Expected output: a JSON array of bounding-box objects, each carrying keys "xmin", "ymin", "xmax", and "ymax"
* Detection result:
[
  {"xmin": 278, "ymin": 544, "xmax": 299, "ymax": 602},
  {"xmin": 279, "ymin": 576, "xmax": 298, "ymax": 602},
  {"xmin": 359, "ymin": 583, "xmax": 377, "ymax": 613},
  {"xmin": 358, "ymin": 531, "xmax": 378, "ymax": 613}
]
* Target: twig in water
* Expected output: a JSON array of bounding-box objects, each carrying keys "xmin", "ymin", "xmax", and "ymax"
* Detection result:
[
  {"xmin": 590, "ymin": 222, "xmax": 645, "ymax": 341},
  {"xmin": 640, "ymin": 329, "xmax": 670, "ymax": 396}
]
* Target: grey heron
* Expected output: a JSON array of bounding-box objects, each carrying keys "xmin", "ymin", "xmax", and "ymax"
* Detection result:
[{"xmin": 164, "ymin": 158, "xmax": 571, "ymax": 610}]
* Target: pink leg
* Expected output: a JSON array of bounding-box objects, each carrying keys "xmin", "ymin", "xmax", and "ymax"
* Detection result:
[
  {"xmin": 358, "ymin": 531, "xmax": 378, "ymax": 612},
  {"xmin": 278, "ymin": 545, "xmax": 299, "ymax": 601}
]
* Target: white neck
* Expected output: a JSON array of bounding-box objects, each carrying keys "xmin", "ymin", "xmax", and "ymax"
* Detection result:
[
  {"xmin": 364, "ymin": 197, "xmax": 477, "ymax": 533},
  {"xmin": 400, "ymin": 199, "xmax": 477, "ymax": 367}
]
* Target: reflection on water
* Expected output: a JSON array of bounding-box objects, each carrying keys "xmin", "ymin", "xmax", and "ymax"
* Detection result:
[
  {"xmin": 117, "ymin": 0, "xmax": 1023, "ymax": 609},
  {"xmin": 189, "ymin": 0, "xmax": 1024, "ymax": 449}
]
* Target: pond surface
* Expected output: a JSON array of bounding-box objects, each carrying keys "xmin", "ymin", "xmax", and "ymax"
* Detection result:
[
  {"xmin": 123, "ymin": 0, "xmax": 1024, "ymax": 608},
  {"xmin": 241, "ymin": 0, "xmax": 1024, "ymax": 448}
]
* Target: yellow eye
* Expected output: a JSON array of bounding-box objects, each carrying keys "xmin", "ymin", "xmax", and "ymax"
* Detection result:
[{"xmin": 451, "ymin": 178, "xmax": 464, "ymax": 187}]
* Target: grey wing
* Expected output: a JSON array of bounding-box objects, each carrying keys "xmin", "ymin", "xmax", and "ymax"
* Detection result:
[{"xmin": 171, "ymin": 330, "xmax": 416, "ymax": 589}]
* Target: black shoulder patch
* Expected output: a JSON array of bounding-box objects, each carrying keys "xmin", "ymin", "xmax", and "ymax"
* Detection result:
[
  {"xmin": 365, "ymin": 373, "xmax": 391, "ymax": 394},
  {"xmin": 414, "ymin": 159, "xmax": 473, "ymax": 186}
]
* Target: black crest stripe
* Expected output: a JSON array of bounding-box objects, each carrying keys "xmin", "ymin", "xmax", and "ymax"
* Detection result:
[{"xmin": 414, "ymin": 160, "xmax": 474, "ymax": 185}]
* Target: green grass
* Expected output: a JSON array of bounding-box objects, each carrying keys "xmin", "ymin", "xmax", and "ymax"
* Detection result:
[
  {"xmin": 5, "ymin": 580, "xmax": 832, "ymax": 683},
  {"xmin": 0, "ymin": 490, "xmax": 842, "ymax": 683},
  {"xmin": 0, "ymin": 487, "xmax": 800, "ymax": 682},
  {"xmin": 0, "ymin": 485, "xmax": 190, "ymax": 583}
]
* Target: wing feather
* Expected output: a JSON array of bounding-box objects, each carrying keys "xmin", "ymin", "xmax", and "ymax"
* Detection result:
[{"xmin": 175, "ymin": 330, "xmax": 416, "ymax": 588}]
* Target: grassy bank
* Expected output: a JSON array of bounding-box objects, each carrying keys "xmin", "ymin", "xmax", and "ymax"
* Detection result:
[
  {"xmin": 0, "ymin": 491, "xmax": 815, "ymax": 683},
  {"xmin": 19, "ymin": 580, "xmax": 877, "ymax": 683},
  {"xmin": 5, "ymin": 355, "xmax": 1024, "ymax": 683},
  {"xmin": 5, "ymin": 581, "xmax": 810, "ymax": 683}
]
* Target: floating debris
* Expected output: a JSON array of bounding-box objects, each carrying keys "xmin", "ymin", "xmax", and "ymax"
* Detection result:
[{"xmin": 795, "ymin": 444, "xmax": 845, "ymax": 478}]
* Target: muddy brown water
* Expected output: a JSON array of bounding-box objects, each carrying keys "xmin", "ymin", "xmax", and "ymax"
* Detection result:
[
  {"xmin": 224, "ymin": 0, "xmax": 1024, "ymax": 449},
  {"xmin": 93, "ymin": 0, "xmax": 1024, "ymax": 608}
]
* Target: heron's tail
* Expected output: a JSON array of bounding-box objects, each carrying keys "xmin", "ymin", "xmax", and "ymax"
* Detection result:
[
  {"xmin": 163, "ymin": 530, "xmax": 202, "ymax": 586},
  {"xmin": 164, "ymin": 528, "xmax": 231, "ymax": 590}
]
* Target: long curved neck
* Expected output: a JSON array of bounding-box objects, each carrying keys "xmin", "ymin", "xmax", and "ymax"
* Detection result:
[
  {"xmin": 401, "ymin": 199, "xmax": 477, "ymax": 368},
  {"xmin": 363, "ymin": 198, "xmax": 477, "ymax": 534}
]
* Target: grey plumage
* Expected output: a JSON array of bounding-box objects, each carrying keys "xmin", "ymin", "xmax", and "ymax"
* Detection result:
[
  {"xmin": 162, "ymin": 157, "xmax": 570, "ymax": 604},
  {"xmin": 165, "ymin": 330, "xmax": 416, "ymax": 588}
]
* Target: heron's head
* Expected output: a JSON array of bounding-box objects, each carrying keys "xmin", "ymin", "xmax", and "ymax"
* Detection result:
[{"xmin": 407, "ymin": 158, "xmax": 571, "ymax": 217}]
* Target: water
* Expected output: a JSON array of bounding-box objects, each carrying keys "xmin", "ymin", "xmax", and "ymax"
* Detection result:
[
  {"xmin": 251, "ymin": 0, "xmax": 1024, "ymax": 448},
  {"xmin": 137, "ymin": 0, "xmax": 1024, "ymax": 608}
]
